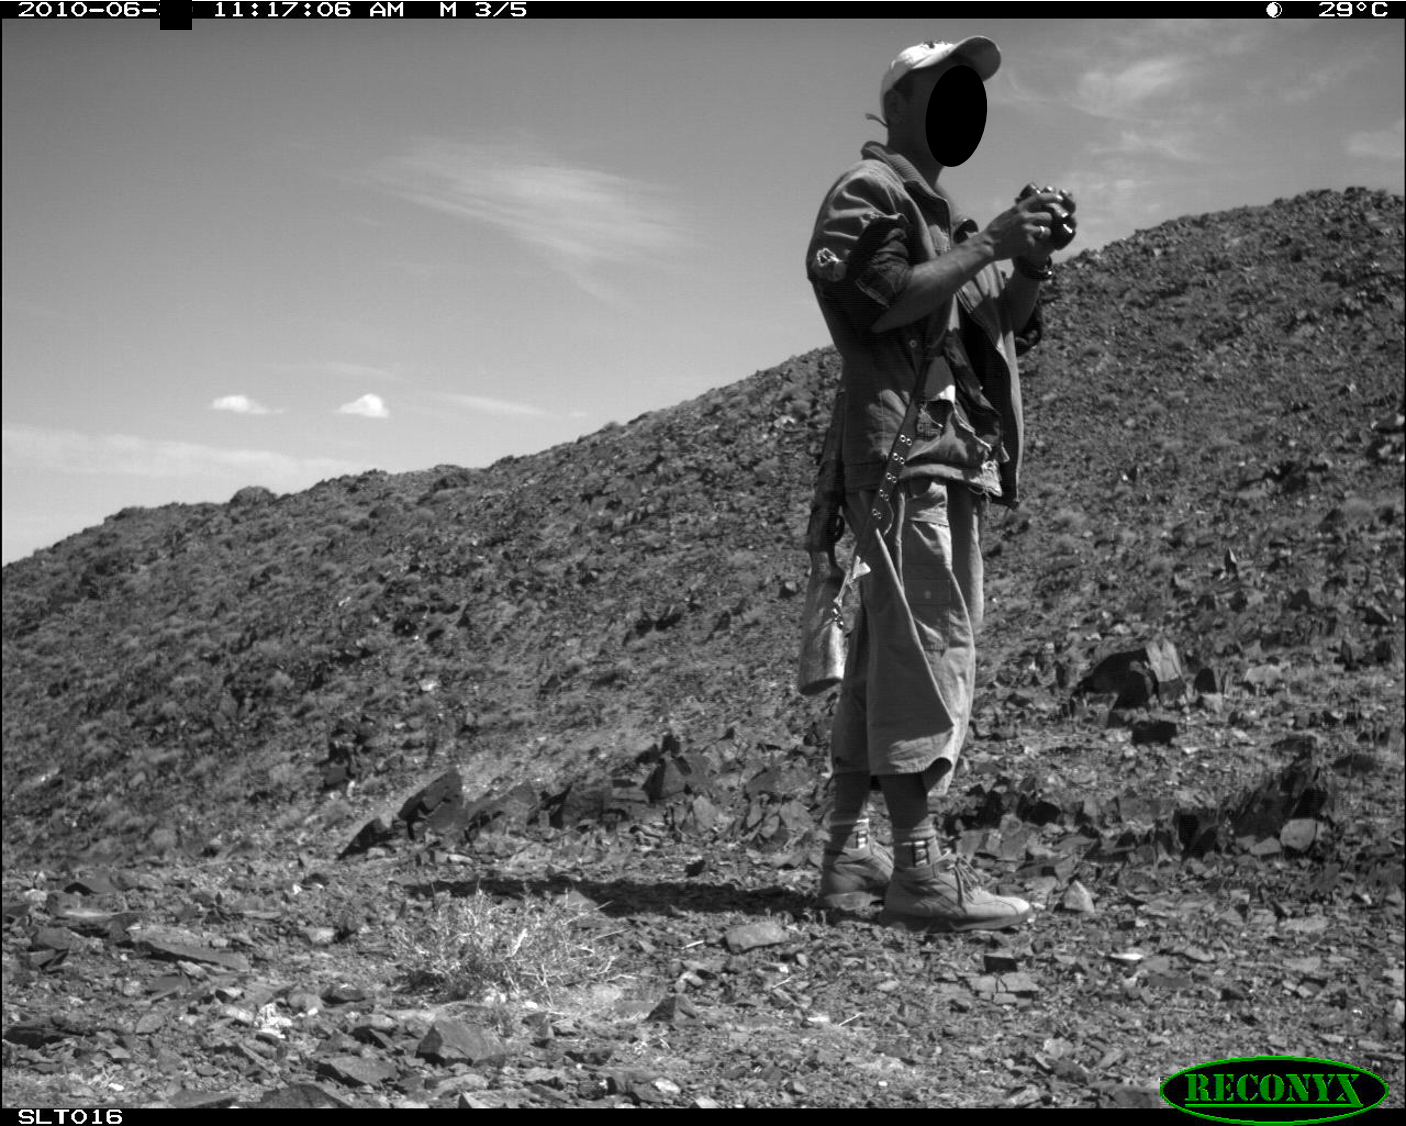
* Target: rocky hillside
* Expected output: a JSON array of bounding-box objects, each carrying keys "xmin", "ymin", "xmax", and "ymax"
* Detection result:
[
  {"xmin": 3, "ymin": 187, "xmax": 1402, "ymax": 870},
  {"xmin": 3, "ymin": 188, "xmax": 1403, "ymax": 1111}
]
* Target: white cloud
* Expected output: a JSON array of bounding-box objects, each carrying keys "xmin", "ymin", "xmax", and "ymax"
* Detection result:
[
  {"xmin": 1074, "ymin": 56, "xmax": 1194, "ymax": 117},
  {"xmin": 323, "ymin": 361, "xmax": 401, "ymax": 381},
  {"xmin": 1089, "ymin": 129, "xmax": 1204, "ymax": 163},
  {"xmin": 442, "ymin": 393, "xmax": 547, "ymax": 418},
  {"xmin": 1, "ymin": 424, "xmax": 362, "ymax": 484},
  {"xmin": 211, "ymin": 394, "xmax": 276, "ymax": 415},
  {"xmin": 337, "ymin": 393, "xmax": 389, "ymax": 419},
  {"xmin": 263, "ymin": 360, "xmax": 404, "ymax": 382},
  {"xmin": 369, "ymin": 138, "xmax": 689, "ymax": 300},
  {"xmin": 1278, "ymin": 57, "xmax": 1369, "ymax": 106},
  {"xmin": 1136, "ymin": 19, "xmax": 1263, "ymax": 58},
  {"xmin": 1347, "ymin": 116, "xmax": 1405, "ymax": 161}
]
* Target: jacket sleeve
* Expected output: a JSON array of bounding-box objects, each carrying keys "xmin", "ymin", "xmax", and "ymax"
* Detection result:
[
  {"xmin": 806, "ymin": 174, "xmax": 912, "ymax": 335},
  {"xmin": 1013, "ymin": 299, "xmax": 1044, "ymax": 357}
]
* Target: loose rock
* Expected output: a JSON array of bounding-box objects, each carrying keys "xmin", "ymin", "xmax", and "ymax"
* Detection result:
[
  {"xmin": 316, "ymin": 1056, "xmax": 399, "ymax": 1088},
  {"xmin": 416, "ymin": 1019, "xmax": 509, "ymax": 1067},
  {"xmin": 723, "ymin": 921, "xmax": 789, "ymax": 953},
  {"xmin": 253, "ymin": 1084, "xmax": 352, "ymax": 1109},
  {"xmin": 1060, "ymin": 880, "xmax": 1097, "ymax": 915}
]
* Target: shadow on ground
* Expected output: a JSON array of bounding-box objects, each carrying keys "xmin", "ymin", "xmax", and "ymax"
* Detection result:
[{"xmin": 402, "ymin": 873, "xmax": 826, "ymax": 922}]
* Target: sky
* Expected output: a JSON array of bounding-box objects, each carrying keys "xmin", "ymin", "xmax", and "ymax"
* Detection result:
[{"xmin": 3, "ymin": 14, "xmax": 1403, "ymax": 564}]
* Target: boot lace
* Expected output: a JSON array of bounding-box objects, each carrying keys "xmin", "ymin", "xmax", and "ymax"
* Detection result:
[{"xmin": 944, "ymin": 854, "xmax": 985, "ymax": 906}]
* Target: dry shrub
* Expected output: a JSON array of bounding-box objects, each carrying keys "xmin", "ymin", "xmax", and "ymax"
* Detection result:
[
  {"xmin": 132, "ymin": 746, "xmax": 180, "ymax": 772},
  {"xmin": 389, "ymin": 888, "xmax": 618, "ymax": 1004},
  {"xmin": 148, "ymin": 826, "xmax": 179, "ymax": 854},
  {"xmin": 187, "ymin": 756, "xmax": 218, "ymax": 783},
  {"xmin": 1337, "ymin": 495, "xmax": 1376, "ymax": 526},
  {"xmin": 266, "ymin": 761, "xmax": 299, "ymax": 789},
  {"xmin": 1050, "ymin": 507, "xmax": 1088, "ymax": 533}
]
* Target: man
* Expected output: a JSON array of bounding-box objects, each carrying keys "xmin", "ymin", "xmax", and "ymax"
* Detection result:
[{"xmin": 805, "ymin": 37, "xmax": 1076, "ymax": 932}]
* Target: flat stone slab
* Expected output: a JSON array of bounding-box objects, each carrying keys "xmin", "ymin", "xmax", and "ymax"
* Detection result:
[
  {"xmin": 415, "ymin": 1019, "xmax": 508, "ymax": 1066},
  {"xmin": 998, "ymin": 972, "xmax": 1041, "ymax": 995},
  {"xmin": 321, "ymin": 982, "xmax": 367, "ymax": 1005},
  {"xmin": 136, "ymin": 934, "xmax": 251, "ymax": 973},
  {"xmin": 57, "ymin": 907, "xmax": 140, "ymax": 935},
  {"xmin": 169, "ymin": 1089, "xmax": 237, "ymax": 1109},
  {"xmin": 316, "ymin": 1055, "xmax": 400, "ymax": 1088},
  {"xmin": 253, "ymin": 1084, "xmax": 352, "ymax": 1109},
  {"xmin": 31, "ymin": 926, "xmax": 79, "ymax": 951},
  {"xmin": 1280, "ymin": 817, "xmax": 1322, "ymax": 852},
  {"xmin": 65, "ymin": 873, "xmax": 122, "ymax": 896},
  {"xmin": 723, "ymin": 921, "xmax": 788, "ymax": 953},
  {"xmin": 3, "ymin": 1020, "xmax": 79, "ymax": 1047}
]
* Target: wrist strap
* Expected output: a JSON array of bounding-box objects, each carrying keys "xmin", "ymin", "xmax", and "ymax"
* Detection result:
[{"xmin": 1014, "ymin": 256, "xmax": 1054, "ymax": 281}]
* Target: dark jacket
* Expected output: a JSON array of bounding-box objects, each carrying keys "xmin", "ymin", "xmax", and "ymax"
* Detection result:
[{"xmin": 806, "ymin": 142, "xmax": 1033, "ymax": 505}]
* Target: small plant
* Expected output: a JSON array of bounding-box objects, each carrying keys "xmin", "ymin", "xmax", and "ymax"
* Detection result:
[
  {"xmin": 1049, "ymin": 506, "xmax": 1089, "ymax": 533},
  {"xmin": 389, "ymin": 887, "xmax": 617, "ymax": 1003},
  {"xmin": 1336, "ymin": 495, "xmax": 1375, "ymax": 526}
]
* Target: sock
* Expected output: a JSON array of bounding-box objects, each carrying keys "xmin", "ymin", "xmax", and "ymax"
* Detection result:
[
  {"xmin": 825, "ymin": 817, "xmax": 871, "ymax": 856},
  {"xmin": 824, "ymin": 771, "xmax": 872, "ymax": 854},
  {"xmin": 879, "ymin": 772, "xmax": 938, "ymax": 868}
]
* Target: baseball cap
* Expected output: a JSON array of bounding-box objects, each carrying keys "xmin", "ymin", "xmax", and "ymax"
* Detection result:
[{"xmin": 879, "ymin": 37, "xmax": 1001, "ymax": 108}]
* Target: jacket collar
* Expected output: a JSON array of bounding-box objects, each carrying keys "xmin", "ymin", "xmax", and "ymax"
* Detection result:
[{"xmin": 860, "ymin": 140, "xmax": 980, "ymax": 240}]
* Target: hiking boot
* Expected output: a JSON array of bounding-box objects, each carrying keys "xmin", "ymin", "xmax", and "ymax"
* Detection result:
[
  {"xmin": 818, "ymin": 840, "xmax": 893, "ymax": 910},
  {"xmin": 879, "ymin": 852, "xmax": 1031, "ymax": 933}
]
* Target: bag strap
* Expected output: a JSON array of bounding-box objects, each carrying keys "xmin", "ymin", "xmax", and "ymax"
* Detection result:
[
  {"xmin": 803, "ymin": 386, "xmax": 848, "ymax": 555},
  {"xmin": 830, "ymin": 359, "xmax": 930, "ymax": 623},
  {"xmin": 828, "ymin": 159, "xmax": 965, "ymax": 626}
]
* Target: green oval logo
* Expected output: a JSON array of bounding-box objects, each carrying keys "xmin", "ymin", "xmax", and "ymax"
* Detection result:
[{"xmin": 1162, "ymin": 1056, "xmax": 1388, "ymax": 1124}]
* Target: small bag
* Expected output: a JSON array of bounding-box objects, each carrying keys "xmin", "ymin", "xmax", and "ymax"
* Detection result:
[
  {"xmin": 915, "ymin": 336, "xmax": 1004, "ymax": 470},
  {"xmin": 796, "ymin": 354, "xmax": 929, "ymax": 696},
  {"xmin": 797, "ymin": 548, "xmax": 848, "ymax": 696}
]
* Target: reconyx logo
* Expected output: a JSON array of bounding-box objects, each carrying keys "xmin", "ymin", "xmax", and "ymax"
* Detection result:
[{"xmin": 1162, "ymin": 1056, "xmax": 1388, "ymax": 1125}]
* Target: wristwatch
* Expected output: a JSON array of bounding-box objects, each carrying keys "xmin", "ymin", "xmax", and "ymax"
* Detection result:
[{"xmin": 1014, "ymin": 255, "xmax": 1054, "ymax": 282}]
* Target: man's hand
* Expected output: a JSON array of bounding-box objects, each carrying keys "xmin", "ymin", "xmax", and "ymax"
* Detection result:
[
  {"xmin": 1017, "ymin": 183, "xmax": 1077, "ymax": 250},
  {"xmin": 982, "ymin": 187, "xmax": 1076, "ymax": 262},
  {"xmin": 869, "ymin": 184, "xmax": 1076, "ymax": 334}
]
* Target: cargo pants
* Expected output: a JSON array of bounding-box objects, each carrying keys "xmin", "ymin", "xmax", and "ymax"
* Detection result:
[{"xmin": 829, "ymin": 477, "xmax": 984, "ymax": 798}]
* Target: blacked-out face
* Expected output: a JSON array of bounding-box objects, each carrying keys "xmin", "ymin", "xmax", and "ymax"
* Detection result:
[
  {"xmin": 900, "ymin": 60, "xmax": 987, "ymax": 167},
  {"xmin": 925, "ymin": 63, "xmax": 986, "ymax": 166}
]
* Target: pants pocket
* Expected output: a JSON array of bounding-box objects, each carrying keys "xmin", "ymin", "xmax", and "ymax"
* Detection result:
[
  {"xmin": 909, "ymin": 577, "xmax": 952, "ymax": 654},
  {"xmin": 901, "ymin": 507, "xmax": 957, "ymax": 654},
  {"xmin": 904, "ymin": 478, "xmax": 949, "ymax": 525}
]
